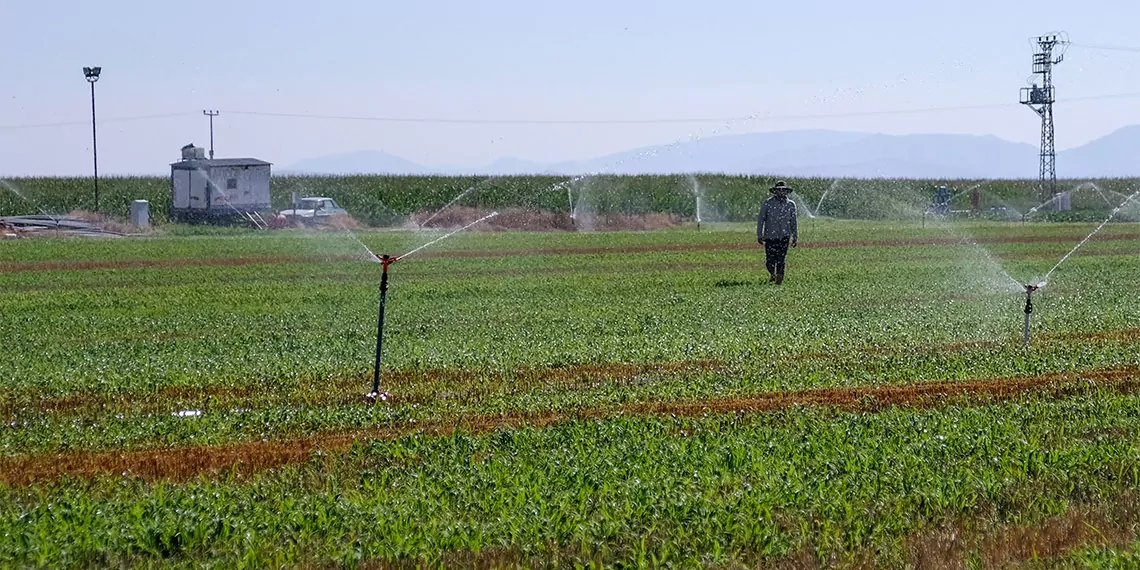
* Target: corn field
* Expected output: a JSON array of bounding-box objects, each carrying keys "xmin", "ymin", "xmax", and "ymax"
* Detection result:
[{"xmin": 2, "ymin": 174, "xmax": 1137, "ymax": 225}]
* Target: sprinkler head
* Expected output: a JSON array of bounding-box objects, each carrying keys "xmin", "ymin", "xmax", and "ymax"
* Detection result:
[{"xmin": 1024, "ymin": 283, "xmax": 1039, "ymax": 294}]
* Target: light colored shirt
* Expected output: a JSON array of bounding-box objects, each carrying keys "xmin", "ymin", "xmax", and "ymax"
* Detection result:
[{"xmin": 757, "ymin": 196, "xmax": 798, "ymax": 241}]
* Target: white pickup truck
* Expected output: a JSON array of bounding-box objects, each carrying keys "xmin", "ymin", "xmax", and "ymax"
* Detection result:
[{"xmin": 277, "ymin": 197, "xmax": 348, "ymax": 222}]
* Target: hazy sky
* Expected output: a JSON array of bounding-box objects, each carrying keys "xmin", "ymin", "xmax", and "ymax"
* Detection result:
[{"xmin": 3, "ymin": 0, "xmax": 1140, "ymax": 176}]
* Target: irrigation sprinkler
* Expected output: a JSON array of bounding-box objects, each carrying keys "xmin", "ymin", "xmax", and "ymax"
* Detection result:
[
  {"xmin": 1022, "ymin": 283, "xmax": 1040, "ymax": 346},
  {"xmin": 365, "ymin": 254, "xmax": 397, "ymax": 403},
  {"xmin": 362, "ymin": 212, "xmax": 499, "ymax": 404}
]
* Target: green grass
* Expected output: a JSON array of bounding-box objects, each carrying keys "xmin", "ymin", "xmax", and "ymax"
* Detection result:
[{"xmin": 1, "ymin": 218, "xmax": 1139, "ymax": 567}]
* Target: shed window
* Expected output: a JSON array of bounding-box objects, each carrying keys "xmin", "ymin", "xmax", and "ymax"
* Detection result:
[{"xmin": 226, "ymin": 178, "xmax": 238, "ymax": 190}]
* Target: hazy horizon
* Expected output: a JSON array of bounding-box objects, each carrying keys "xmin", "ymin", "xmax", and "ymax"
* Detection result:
[{"xmin": 5, "ymin": 0, "xmax": 1140, "ymax": 176}]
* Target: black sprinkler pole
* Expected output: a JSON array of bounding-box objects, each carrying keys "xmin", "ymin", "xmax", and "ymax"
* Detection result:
[
  {"xmin": 1022, "ymin": 284, "xmax": 1038, "ymax": 346},
  {"xmin": 368, "ymin": 255, "xmax": 395, "ymax": 401}
]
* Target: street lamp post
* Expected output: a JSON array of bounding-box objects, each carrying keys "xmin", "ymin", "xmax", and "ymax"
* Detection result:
[{"xmin": 83, "ymin": 66, "xmax": 101, "ymax": 212}]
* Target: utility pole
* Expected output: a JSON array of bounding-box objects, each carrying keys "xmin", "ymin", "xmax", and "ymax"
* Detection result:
[
  {"xmin": 83, "ymin": 67, "xmax": 102, "ymax": 212},
  {"xmin": 1019, "ymin": 34, "xmax": 1067, "ymax": 202},
  {"xmin": 203, "ymin": 110, "xmax": 219, "ymax": 159}
]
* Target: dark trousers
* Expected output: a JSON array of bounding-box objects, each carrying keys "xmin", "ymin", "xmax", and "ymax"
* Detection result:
[{"xmin": 764, "ymin": 237, "xmax": 790, "ymax": 275}]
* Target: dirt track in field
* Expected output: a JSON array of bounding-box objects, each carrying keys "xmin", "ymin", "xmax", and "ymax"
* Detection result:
[
  {"xmin": 2, "ymin": 365, "xmax": 1137, "ymax": 486},
  {"xmin": 2, "ymin": 359, "xmax": 725, "ymax": 417},
  {"xmin": 11, "ymin": 326, "xmax": 1140, "ymax": 419},
  {"xmin": 3, "ymin": 232, "xmax": 1138, "ymax": 274},
  {"xmin": 0, "ymin": 254, "xmax": 359, "ymax": 273},
  {"xmin": 406, "ymin": 231, "xmax": 1140, "ymax": 260}
]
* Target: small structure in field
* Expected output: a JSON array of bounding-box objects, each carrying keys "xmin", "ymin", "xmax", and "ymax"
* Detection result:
[{"xmin": 169, "ymin": 144, "xmax": 272, "ymax": 225}]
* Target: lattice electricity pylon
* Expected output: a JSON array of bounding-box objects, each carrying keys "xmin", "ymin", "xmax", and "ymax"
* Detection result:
[{"xmin": 1020, "ymin": 33, "xmax": 1069, "ymax": 202}]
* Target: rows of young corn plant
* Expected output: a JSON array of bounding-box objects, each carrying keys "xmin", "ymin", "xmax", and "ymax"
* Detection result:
[
  {"xmin": 3, "ymin": 220, "xmax": 1140, "ymax": 567},
  {"xmin": 2, "ymin": 394, "xmax": 1139, "ymax": 568},
  {"xmin": 3, "ymin": 174, "xmax": 1136, "ymax": 225},
  {"xmin": 2, "ymin": 222, "xmax": 1138, "ymax": 456}
]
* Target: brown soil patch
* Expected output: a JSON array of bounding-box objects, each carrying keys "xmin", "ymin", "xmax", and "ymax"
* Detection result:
[
  {"xmin": 902, "ymin": 493, "xmax": 1140, "ymax": 569},
  {"xmin": 809, "ymin": 232, "xmax": 1140, "ymax": 249},
  {"xmin": 0, "ymin": 254, "xmax": 359, "ymax": 274},
  {"xmin": 11, "ymin": 325, "xmax": 1140, "ymax": 420},
  {"xmin": 417, "ymin": 492, "xmax": 1140, "ymax": 570},
  {"xmin": 268, "ymin": 212, "xmax": 363, "ymax": 231},
  {"xmin": 2, "ymin": 365, "xmax": 1136, "ymax": 486},
  {"xmin": 4, "ymin": 231, "xmax": 1137, "ymax": 274},
  {"xmin": 623, "ymin": 366, "xmax": 1140, "ymax": 419},
  {"xmin": 786, "ymin": 328, "xmax": 1140, "ymax": 365},
  {"xmin": 66, "ymin": 209, "xmax": 154, "ymax": 236},
  {"xmin": 2, "ymin": 359, "xmax": 723, "ymax": 418},
  {"xmin": 408, "ymin": 231, "xmax": 1140, "ymax": 260}
]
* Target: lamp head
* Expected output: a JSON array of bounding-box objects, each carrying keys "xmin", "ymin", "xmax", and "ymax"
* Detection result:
[{"xmin": 83, "ymin": 67, "xmax": 102, "ymax": 82}]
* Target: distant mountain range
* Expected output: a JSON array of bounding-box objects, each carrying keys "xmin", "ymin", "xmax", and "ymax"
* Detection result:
[{"xmin": 281, "ymin": 126, "xmax": 1140, "ymax": 179}]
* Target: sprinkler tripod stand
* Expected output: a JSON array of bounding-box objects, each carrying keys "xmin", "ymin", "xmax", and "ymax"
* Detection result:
[
  {"xmin": 365, "ymin": 254, "xmax": 398, "ymax": 403},
  {"xmin": 1022, "ymin": 283, "xmax": 1039, "ymax": 347}
]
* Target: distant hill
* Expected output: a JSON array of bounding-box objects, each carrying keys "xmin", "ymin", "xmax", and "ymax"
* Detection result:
[
  {"xmin": 761, "ymin": 158, "xmax": 988, "ymax": 180},
  {"xmin": 546, "ymin": 130, "xmax": 872, "ymax": 175},
  {"xmin": 1055, "ymin": 125, "xmax": 1140, "ymax": 178},
  {"xmin": 746, "ymin": 133, "xmax": 1038, "ymax": 179},
  {"xmin": 475, "ymin": 157, "xmax": 553, "ymax": 175},
  {"xmin": 281, "ymin": 150, "xmax": 434, "ymax": 175},
  {"xmin": 281, "ymin": 126, "xmax": 1140, "ymax": 179}
]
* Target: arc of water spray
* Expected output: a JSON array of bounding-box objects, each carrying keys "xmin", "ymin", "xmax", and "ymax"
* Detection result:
[
  {"xmin": 1068, "ymin": 182, "xmax": 1118, "ymax": 209},
  {"xmin": 195, "ymin": 168, "xmax": 272, "ymax": 230},
  {"xmin": 417, "ymin": 185, "xmax": 478, "ymax": 229},
  {"xmin": 345, "ymin": 229, "xmax": 382, "ymax": 263},
  {"xmin": 686, "ymin": 175, "xmax": 703, "ymax": 228},
  {"xmin": 532, "ymin": 74, "xmax": 953, "ymax": 220},
  {"xmin": 1108, "ymin": 189, "xmax": 1135, "ymax": 203},
  {"xmin": 385, "ymin": 65, "xmax": 970, "ymax": 234},
  {"xmin": 815, "ymin": 182, "xmax": 838, "ymax": 218},
  {"xmin": 1090, "ymin": 186, "xmax": 1116, "ymax": 208},
  {"xmin": 923, "ymin": 212, "xmax": 1023, "ymax": 291},
  {"xmin": 1, "ymin": 179, "xmax": 58, "ymax": 223},
  {"xmin": 1023, "ymin": 194, "xmax": 1062, "ymax": 219},
  {"xmin": 1039, "ymin": 189, "xmax": 1140, "ymax": 284},
  {"xmin": 695, "ymin": 188, "xmax": 701, "ymax": 226},
  {"xmin": 398, "ymin": 211, "xmax": 499, "ymax": 260},
  {"xmin": 1025, "ymin": 183, "xmax": 1125, "ymax": 220}
]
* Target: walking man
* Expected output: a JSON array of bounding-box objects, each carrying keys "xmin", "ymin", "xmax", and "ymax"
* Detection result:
[{"xmin": 757, "ymin": 180, "xmax": 798, "ymax": 284}]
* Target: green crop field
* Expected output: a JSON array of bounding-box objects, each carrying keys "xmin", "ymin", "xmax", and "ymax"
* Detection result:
[
  {"xmin": 3, "ymin": 174, "xmax": 1139, "ymax": 225},
  {"xmin": 2, "ymin": 215, "xmax": 1140, "ymax": 568}
]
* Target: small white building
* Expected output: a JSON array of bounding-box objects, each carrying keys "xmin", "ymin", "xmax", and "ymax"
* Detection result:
[{"xmin": 170, "ymin": 144, "xmax": 272, "ymax": 223}]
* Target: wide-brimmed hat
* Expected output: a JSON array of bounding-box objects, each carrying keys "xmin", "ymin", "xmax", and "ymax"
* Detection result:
[{"xmin": 769, "ymin": 180, "xmax": 791, "ymax": 193}]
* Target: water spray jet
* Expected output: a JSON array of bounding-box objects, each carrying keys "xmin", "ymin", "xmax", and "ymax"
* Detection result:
[{"xmin": 364, "ymin": 211, "xmax": 499, "ymax": 404}]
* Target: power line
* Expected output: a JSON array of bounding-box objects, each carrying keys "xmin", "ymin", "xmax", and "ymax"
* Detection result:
[
  {"xmin": 219, "ymin": 93, "xmax": 1140, "ymax": 125},
  {"xmin": 219, "ymin": 105, "xmax": 1013, "ymax": 125},
  {"xmin": 1069, "ymin": 42, "xmax": 1140, "ymax": 53},
  {"xmin": 220, "ymin": 109, "xmax": 735, "ymax": 125},
  {"xmin": 4, "ymin": 92, "xmax": 1140, "ymax": 132},
  {"xmin": 0, "ymin": 112, "xmax": 196, "ymax": 131}
]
